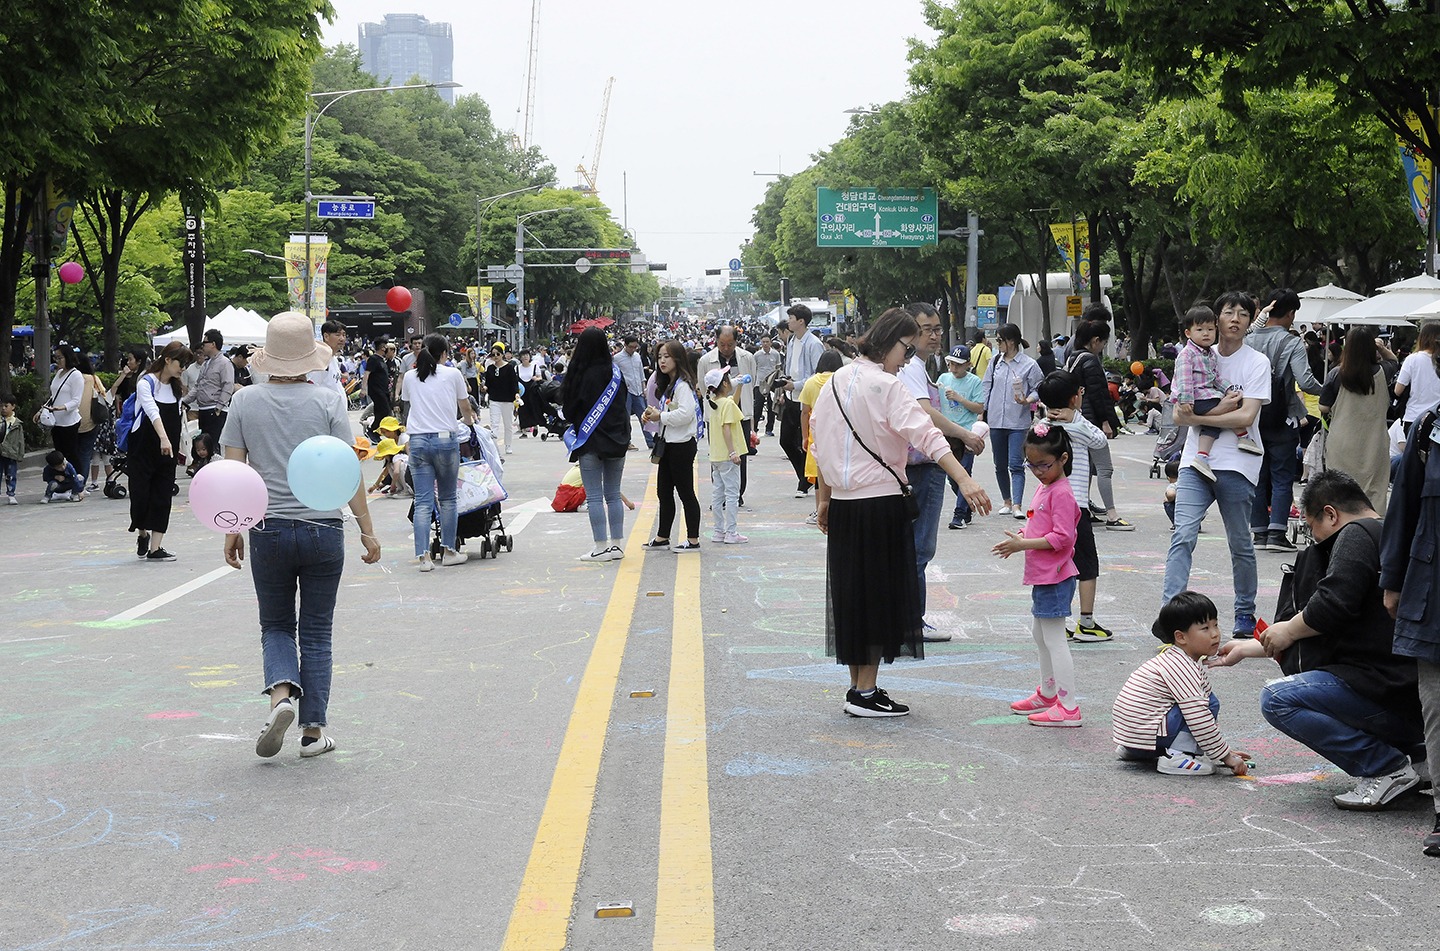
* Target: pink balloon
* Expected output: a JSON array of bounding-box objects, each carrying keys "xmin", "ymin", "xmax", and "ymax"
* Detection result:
[
  {"xmin": 58, "ymin": 261, "xmax": 84, "ymax": 284},
  {"xmin": 188, "ymin": 459, "xmax": 268, "ymax": 533}
]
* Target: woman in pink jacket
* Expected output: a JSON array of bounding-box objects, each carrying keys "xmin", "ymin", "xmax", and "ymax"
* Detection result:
[{"xmin": 812, "ymin": 308, "xmax": 991, "ymax": 718}]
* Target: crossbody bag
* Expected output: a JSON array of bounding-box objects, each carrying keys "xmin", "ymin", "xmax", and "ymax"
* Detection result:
[{"xmin": 828, "ymin": 376, "xmax": 920, "ymax": 521}]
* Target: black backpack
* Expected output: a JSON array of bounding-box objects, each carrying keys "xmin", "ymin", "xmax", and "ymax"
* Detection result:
[{"xmin": 1258, "ymin": 343, "xmax": 1295, "ymax": 434}]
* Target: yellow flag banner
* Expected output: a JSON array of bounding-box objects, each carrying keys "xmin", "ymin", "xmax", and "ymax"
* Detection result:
[
  {"xmin": 284, "ymin": 240, "xmax": 331, "ymax": 321},
  {"xmin": 479, "ymin": 286, "xmax": 493, "ymax": 321},
  {"xmin": 1049, "ymin": 222, "xmax": 1091, "ymax": 292},
  {"xmin": 1397, "ymin": 111, "xmax": 1434, "ymax": 230}
]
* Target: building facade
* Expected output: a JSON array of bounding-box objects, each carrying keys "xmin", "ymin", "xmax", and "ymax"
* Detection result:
[{"xmin": 357, "ymin": 14, "xmax": 454, "ymax": 103}]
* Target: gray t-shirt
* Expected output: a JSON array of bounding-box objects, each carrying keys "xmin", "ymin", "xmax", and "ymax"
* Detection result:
[{"xmin": 220, "ymin": 382, "xmax": 353, "ymax": 520}]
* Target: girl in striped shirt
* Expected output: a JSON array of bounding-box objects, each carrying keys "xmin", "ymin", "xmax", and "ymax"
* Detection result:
[{"xmin": 1113, "ymin": 592, "xmax": 1251, "ymax": 775}]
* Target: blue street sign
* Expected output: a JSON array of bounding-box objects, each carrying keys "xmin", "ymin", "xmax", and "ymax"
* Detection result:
[
  {"xmin": 506, "ymin": 292, "xmax": 518, "ymax": 305},
  {"xmin": 449, "ymin": 313, "xmax": 463, "ymax": 327},
  {"xmin": 728, "ymin": 258, "xmax": 743, "ymax": 271},
  {"xmin": 316, "ymin": 201, "xmax": 375, "ymax": 219}
]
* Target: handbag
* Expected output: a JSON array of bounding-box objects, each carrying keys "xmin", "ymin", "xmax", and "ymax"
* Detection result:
[
  {"xmin": 650, "ymin": 424, "xmax": 667, "ymax": 464},
  {"xmin": 827, "ymin": 377, "xmax": 920, "ymax": 520},
  {"xmin": 39, "ymin": 368, "xmax": 76, "ymax": 428},
  {"xmin": 89, "ymin": 378, "xmax": 112, "ymax": 426}
]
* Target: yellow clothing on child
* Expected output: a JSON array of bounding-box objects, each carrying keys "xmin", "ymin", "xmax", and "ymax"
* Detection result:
[
  {"xmin": 798, "ymin": 370, "xmax": 835, "ymax": 480},
  {"xmin": 561, "ymin": 465, "xmax": 584, "ymax": 487},
  {"xmin": 706, "ymin": 394, "xmax": 745, "ymax": 463}
]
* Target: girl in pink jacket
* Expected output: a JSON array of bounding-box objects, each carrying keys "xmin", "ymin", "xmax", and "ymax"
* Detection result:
[{"xmin": 992, "ymin": 422, "xmax": 1083, "ymax": 727}]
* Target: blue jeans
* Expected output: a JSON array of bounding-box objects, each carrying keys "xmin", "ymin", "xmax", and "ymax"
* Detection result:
[
  {"xmin": 408, "ymin": 432, "xmax": 460, "ymax": 556},
  {"xmin": 578, "ymin": 452, "xmax": 626, "ymax": 544},
  {"xmin": 249, "ymin": 518, "xmax": 345, "ymax": 728},
  {"xmin": 1262, "ymin": 670, "xmax": 1424, "ymax": 777},
  {"xmin": 908, "ymin": 462, "xmax": 948, "ymax": 617},
  {"xmin": 1120, "ymin": 694, "xmax": 1221, "ymax": 758},
  {"xmin": 1162, "ymin": 467, "xmax": 1258, "ymax": 616},
  {"xmin": 76, "ymin": 427, "xmax": 99, "ymax": 484},
  {"xmin": 628, "ymin": 393, "xmax": 653, "ymax": 448},
  {"xmin": 1251, "ymin": 429, "xmax": 1299, "ymax": 533},
  {"xmin": 990, "ymin": 427, "xmax": 1027, "ymax": 506},
  {"xmin": 947, "ymin": 451, "xmax": 976, "ymax": 522},
  {"xmin": 1, "ymin": 457, "xmax": 16, "ymax": 496}
]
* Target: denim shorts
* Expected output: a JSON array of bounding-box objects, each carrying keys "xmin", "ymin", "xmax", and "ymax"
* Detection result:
[{"xmin": 1031, "ymin": 576, "xmax": 1077, "ymax": 618}]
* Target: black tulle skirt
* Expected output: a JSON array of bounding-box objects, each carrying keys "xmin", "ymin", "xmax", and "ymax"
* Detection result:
[{"xmin": 825, "ymin": 495, "xmax": 924, "ymax": 665}]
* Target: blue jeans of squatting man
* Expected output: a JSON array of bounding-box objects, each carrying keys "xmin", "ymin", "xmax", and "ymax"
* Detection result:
[{"xmin": 250, "ymin": 517, "xmax": 344, "ymax": 728}]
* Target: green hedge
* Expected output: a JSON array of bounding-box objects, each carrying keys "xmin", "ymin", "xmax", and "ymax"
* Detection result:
[{"xmin": 8, "ymin": 374, "xmax": 49, "ymax": 450}]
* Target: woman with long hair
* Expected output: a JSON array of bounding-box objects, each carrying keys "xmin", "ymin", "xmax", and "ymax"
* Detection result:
[
  {"xmin": 1321, "ymin": 328, "xmax": 1391, "ymax": 510},
  {"xmin": 400, "ymin": 333, "xmax": 475, "ymax": 571},
  {"xmin": 811, "ymin": 308, "xmax": 991, "ymax": 717},
  {"xmin": 36, "ymin": 346, "xmax": 86, "ymax": 471},
  {"xmin": 562, "ymin": 326, "xmax": 633, "ymax": 560},
  {"xmin": 979, "ymin": 322, "xmax": 1044, "ymax": 517},
  {"xmin": 516, "ymin": 349, "xmax": 547, "ymax": 438},
  {"xmin": 221, "ymin": 312, "xmax": 381, "ymax": 759},
  {"xmin": 127, "ymin": 341, "xmax": 194, "ymax": 561},
  {"xmin": 1395, "ymin": 320, "xmax": 1440, "ymax": 434},
  {"xmin": 641, "ymin": 339, "xmax": 703, "ymax": 552}
]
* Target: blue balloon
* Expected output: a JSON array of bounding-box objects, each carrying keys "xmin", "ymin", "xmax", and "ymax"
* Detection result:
[{"xmin": 287, "ymin": 434, "xmax": 362, "ymax": 511}]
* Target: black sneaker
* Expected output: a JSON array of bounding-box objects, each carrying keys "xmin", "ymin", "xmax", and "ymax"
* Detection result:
[
  {"xmin": 1268, "ymin": 529, "xmax": 1297, "ymax": 553},
  {"xmin": 136, "ymin": 532, "xmax": 150, "ymax": 558},
  {"xmin": 844, "ymin": 687, "xmax": 910, "ymax": 718},
  {"xmin": 146, "ymin": 548, "xmax": 177, "ymax": 562},
  {"xmin": 641, "ymin": 538, "xmax": 671, "ymax": 549},
  {"xmin": 845, "ymin": 687, "xmax": 861, "ymax": 708},
  {"xmin": 1425, "ymin": 814, "xmax": 1440, "ymax": 858},
  {"xmin": 1252, "ymin": 531, "xmax": 1268, "ymax": 551}
]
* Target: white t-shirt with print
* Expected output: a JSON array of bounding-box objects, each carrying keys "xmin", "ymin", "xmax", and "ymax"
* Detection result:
[{"xmin": 1179, "ymin": 343, "xmax": 1271, "ymax": 485}]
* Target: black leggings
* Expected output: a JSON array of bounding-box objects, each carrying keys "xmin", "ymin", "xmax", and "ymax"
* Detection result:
[{"xmin": 657, "ymin": 438, "xmax": 700, "ymax": 540}]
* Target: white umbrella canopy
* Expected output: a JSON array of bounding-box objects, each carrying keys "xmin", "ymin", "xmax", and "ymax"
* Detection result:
[
  {"xmin": 1322, "ymin": 275, "xmax": 1440, "ymax": 323},
  {"xmin": 1295, "ymin": 284, "xmax": 1365, "ymax": 324}
]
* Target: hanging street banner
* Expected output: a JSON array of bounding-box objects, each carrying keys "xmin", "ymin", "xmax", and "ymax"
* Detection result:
[
  {"xmin": 284, "ymin": 237, "xmax": 331, "ymax": 321},
  {"xmin": 1049, "ymin": 221, "xmax": 1092, "ymax": 292},
  {"xmin": 468, "ymin": 285, "xmax": 493, "ymax": 320},
  {"xmin": 1397, "ymin": 111, "xmax": 1433, "ymax": 230},
  {"xmin": 816, "ymin": 187, "xmax": 938, "ymax": 248}
]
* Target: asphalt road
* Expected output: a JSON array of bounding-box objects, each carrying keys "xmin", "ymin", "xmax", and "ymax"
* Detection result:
[{"xmin": 1, "ymin": 421, "xmax": 1435, "ymax": 951}]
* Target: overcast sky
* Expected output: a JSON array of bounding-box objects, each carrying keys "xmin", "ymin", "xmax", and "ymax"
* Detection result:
[{"xmin": 324, "ymin": 0, "xmax": 936, "ymax": 291}]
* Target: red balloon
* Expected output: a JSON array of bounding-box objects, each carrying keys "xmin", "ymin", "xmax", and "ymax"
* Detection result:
[{"xmin": 386, "ymin": 286, "xmax": 412, "ymax": 312}]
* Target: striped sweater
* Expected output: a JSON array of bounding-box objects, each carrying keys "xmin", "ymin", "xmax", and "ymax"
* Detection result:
[{"xmin": 1112, "ymin": 645, "xmax": 1231, "ymax": 761}]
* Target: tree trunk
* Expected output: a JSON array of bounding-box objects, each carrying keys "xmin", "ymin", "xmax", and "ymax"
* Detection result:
[
  {"xmin": 32, "ymin": 173, "xmax": 53, "ymax": 393},
  {"xmin": 1089, "ymin": 211, "xmax": 1104, "ymax": 305},
  {"xmin": 0, "ymin": 178, "xmax": 37, "ymax": 398}
]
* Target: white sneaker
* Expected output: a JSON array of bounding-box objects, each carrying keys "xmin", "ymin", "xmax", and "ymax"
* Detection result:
[
  {"xmin": 418, "ymin": 554, "xmax": 434, "ymax": 572},
  {"xmin": 997, "ymin": 504, "xmax": 1013, "ymax": 516},
  {"xmin": 1333, "ymin": 765, "xmax": 1420, "ymax": 810},
  {"xmin": 805, "ymin": 511, "xmax": 818, "ymax": 525},
  {"xmin": 1191, "ymin": 458, "xmax": 1217, "ymax": 482},
  {"xmin": 7, "ymin": 495, "xmax": 17, "ymax": 505},
  {"xmin": 441, "ymin": 548, "xmax": 468, "ymax": 566},
  {"xmin": 1012, "ymin": 507, "xmax": 1027, "ymax": 520},
  {"xmin": 578, "ymin": 547, "xmax": 613, "ymax": 562},
  {"xmin": 1157, "ymin": 749, "xmax": 1215, "ymax": 775},
  {"xmin": 605, "ymin": 545, "xmax": 624, "ymax": 561}
]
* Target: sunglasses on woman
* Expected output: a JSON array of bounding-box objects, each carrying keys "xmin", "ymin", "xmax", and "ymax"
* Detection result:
[{"xmin": 902, "ymin": 343, "xmax": 917, "ymax": 361}]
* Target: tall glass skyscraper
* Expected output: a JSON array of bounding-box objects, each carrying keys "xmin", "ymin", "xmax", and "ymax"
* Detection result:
[{"xmin": 357, "ymin": 14, "xmax": 455, "ymax": 104}]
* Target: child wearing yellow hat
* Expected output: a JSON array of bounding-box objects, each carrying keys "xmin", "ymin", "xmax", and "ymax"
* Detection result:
[{"xmin": 369, "ymin": 437, "xmax": 411, "ymax": 496}]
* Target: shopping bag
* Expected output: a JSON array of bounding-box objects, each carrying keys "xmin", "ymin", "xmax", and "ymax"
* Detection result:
[{"xmin": 455, "ymin": 459, "xmax": 507, "ymax": 513}]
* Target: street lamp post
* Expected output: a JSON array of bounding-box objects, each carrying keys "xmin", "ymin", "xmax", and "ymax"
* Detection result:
[
  {"xmin": 514, "ymin": 206, "xmax": 572, "ymax": 349},
  {"xmin": 303, "ymin": 81, "xmax": 460, "ymax": 325},
  {"xmin": 474, "ymin": 183, "xmax": 553, "ymax": 297}
]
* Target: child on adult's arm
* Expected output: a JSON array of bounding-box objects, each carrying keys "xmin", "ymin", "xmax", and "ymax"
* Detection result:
[{"xmin": 1113, "ymin": 591, "xmax": 1250, "ymax": 776}]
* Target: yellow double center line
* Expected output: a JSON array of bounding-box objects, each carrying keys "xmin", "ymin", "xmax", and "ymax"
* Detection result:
[{"xmin": 500, "ymin": 477, "xmax": 714, "ymax": 950}]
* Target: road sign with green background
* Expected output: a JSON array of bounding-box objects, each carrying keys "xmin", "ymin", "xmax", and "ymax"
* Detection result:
[{"xmin": 816, "ymin": 188, "xmax": 938, "ymax": 248}]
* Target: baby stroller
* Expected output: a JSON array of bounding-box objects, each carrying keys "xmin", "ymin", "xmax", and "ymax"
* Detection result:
[
  {"xmin": 534, "ymin": 378, "xmax": 568, "ymax": 441},
  {"xmin": 1149, "ymin": 403, "xmax": 1182, "ymax": 479},
  {"xmin": 103, "ymin": 452, "xmax": 129, "ymax": 499},
  {"xmin": 408, "ymin": 423, "xmax": 513, "ymax": 560}
]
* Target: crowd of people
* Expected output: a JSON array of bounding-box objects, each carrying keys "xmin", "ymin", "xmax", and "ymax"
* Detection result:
[{"xmin": 10, "ymin": 290, "xmax": 1440, "ymax": 859}]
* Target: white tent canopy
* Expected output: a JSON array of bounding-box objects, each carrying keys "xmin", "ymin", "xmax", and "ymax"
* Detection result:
[
  {"xmin": 152, "ymin": 305, "xmax": 270, "ymax": 348},
  {"xmin": 1322, "ymin": 274, "xmax": 1440, "ymax": 324},
  {"xmin": 1295, "ymin": 284, "xmax": 1365, "ymax": 324}
]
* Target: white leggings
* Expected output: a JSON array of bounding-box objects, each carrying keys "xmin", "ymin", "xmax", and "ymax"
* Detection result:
[
  {"xmin": 489, "ymin": 402, "xmax": 514, "ymax": 452},
  {"xmin": 1032, "ymin": 617, "xmax": 1076, "ymax": 706}
]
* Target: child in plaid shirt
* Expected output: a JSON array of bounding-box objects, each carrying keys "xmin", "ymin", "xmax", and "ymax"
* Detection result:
[{"xmin": 1172, "ymin": 305, "xmax": 1262, "ymax": 482}]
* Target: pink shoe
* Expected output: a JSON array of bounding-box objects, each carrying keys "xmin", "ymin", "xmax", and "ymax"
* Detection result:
[
  {"xmin": 1028, "ymin": 703, "xmax": 1082, "ymax": 727},
  {"xmin": 1009, "ymin": 690, "xmax": 1058, "ymax": 715},
  {"xmin": 723, "ymin": 533, "xmax": 748, "ymax": 545}
]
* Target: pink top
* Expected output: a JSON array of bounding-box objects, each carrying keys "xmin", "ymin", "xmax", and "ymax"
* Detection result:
[
  {"xmin": 1022, "ymin": 478, "xmax": 1080, "ymax": 586},
  {"xmin": 810, "ymin": 357, "xmax": 952, "ymax": 500}
]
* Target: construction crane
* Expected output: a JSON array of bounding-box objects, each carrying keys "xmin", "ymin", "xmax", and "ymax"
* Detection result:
[
  {"xmin": 511, "ymin": 0, "xmax": 541, "ymax": 150},
  {"xmin": 574, "ymin": 77, "xmax": 614, "ymax": 196}
]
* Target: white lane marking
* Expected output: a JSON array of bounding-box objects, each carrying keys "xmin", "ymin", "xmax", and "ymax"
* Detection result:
[
  {"xmin": 107, "ymin": 565, "xmax": 235, "ymax": 622},
  {"xmin": 503, "ymin": 496, "xmax": 555, "ymax": 537}
]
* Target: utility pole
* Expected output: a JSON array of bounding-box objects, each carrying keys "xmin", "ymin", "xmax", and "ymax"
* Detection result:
[
  {"xmin": 31, "ymin": 176, "xmax": 52, "ymax": 392},
  {"xmin": 515, "ymin": 217, "xmax": 526, "ymax": 349},
  {"xmin": 965, "ymin": 210, "xmax": 980, "ymax": 328}
]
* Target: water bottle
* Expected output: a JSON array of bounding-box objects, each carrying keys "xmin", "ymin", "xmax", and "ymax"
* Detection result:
[{"xmin": 736, "ymin": 374, "xmax": 752, "ymax": 385}]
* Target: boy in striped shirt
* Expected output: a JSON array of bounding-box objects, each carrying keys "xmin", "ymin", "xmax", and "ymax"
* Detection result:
[{"xmin": 1113, "ymin": 591, "xmax": 1251, "ymax": 776}]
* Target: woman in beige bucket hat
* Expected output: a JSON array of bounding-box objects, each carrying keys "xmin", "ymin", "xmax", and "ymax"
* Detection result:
[{"xmin": 219, "ymin": 312, "xmax": 382, "ymax": 760}]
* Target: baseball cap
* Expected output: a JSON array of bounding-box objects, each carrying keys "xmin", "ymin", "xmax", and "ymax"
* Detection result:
[
  {"xmin": 703, "ymin": 366, "xmax": 732, "ymax": 390},
  {"xmin": 946, "ymin": 345, "xmax": 971, "ymax": 364}
]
